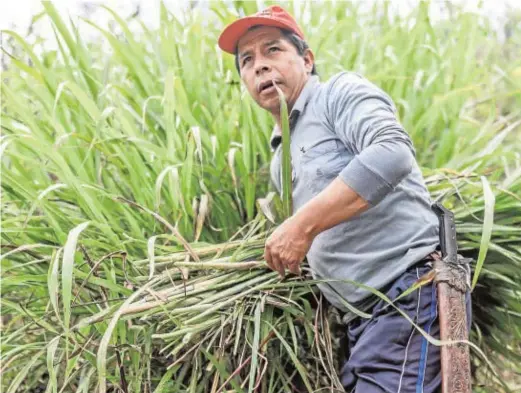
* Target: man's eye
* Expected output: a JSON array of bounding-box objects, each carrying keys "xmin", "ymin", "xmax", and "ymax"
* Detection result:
[
  {"xmin": 269, "ymin": 47, "xmax": 280, "ymax": 53},
  {"xmin": 242, "ymin": 57, "xmax": 251, "ymax": 66}
]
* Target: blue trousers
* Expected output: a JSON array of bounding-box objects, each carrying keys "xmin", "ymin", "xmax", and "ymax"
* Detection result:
[{"xmin": 340, "ymin": 263, "xmax": 472, "ymax": 393}]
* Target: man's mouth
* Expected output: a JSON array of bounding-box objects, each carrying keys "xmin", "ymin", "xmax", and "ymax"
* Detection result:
[{"xmin": 258, "ymin": 80, "xmax": 281, "ymax": 95}]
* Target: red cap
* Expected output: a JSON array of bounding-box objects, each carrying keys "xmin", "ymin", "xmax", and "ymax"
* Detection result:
[{"xmin": 218, "ymin": 5, "xmax": 305, "ymax": 54}]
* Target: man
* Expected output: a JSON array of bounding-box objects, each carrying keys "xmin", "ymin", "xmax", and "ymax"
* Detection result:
[{"xmin": 218, "ymin": 5, "xmax": 466, "ymax": 393}]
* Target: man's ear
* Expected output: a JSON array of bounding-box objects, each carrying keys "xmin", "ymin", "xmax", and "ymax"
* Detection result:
[{"xmin": 304, "ymin": 48, "xmax": 315, "ymax": 74}]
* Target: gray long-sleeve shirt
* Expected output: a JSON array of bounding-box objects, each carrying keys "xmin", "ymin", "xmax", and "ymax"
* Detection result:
[{"xmin": 269, "ymin": 72, "xmax": 439, "ymax": 315}]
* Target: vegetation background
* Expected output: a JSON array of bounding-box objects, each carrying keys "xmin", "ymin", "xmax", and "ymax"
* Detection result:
[{"xmin": 1, "ymin": 1, "xmax": 520, "ymax": 392}]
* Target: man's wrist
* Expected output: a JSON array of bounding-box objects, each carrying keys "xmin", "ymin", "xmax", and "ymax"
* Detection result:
[{"xmin": 292, "ymin": 204, "xmax": 322, "ymax": 239}]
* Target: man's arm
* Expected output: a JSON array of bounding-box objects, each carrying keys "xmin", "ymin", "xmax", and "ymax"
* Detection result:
[
  {"xmin": 296, "ymin": 177, "xmax": 369, "ymax": 236},
  {"xmin": 264, "ymin": 73, "xmax": 414, "ymax": 276},
  {"xmin": 330, "ymin": 73, "xmax": 415, "ymax": 205}
]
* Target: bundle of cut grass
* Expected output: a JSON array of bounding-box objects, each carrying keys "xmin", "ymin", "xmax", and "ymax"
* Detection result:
[{"xmin": 2, "ymin": 169, "xmax": 520, "ymax": 392}]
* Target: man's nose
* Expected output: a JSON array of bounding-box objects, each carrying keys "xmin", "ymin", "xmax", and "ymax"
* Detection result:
[{"xmin": 254, "ymin": 60, "xmax": 271, "ymax": 76}]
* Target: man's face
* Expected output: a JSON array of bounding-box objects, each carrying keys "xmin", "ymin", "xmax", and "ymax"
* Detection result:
[{"xmin": 236, "ymin": 26, "xmax": 314, "ymax": 115}]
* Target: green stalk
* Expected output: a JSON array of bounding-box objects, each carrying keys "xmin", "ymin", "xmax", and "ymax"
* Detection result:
[{"xmin": 274, "ymin": 83, "xmax": 293, "ymax": 219}]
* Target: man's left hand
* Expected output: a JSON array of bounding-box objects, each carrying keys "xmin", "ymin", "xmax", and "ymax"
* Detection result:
[{"xmin": 263, "ymin": 216, "xmax": 314, "ymax": 278}]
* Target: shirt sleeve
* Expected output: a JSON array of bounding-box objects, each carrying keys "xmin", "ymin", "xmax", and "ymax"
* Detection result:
[{"xmin": 326, "ymin": 72, "xmax": 416, "ymax": 206}]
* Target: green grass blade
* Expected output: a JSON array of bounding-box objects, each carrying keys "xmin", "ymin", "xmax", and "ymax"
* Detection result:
[
  {"xmin": 6, "ymin": 349, "xmax": 46, "ymax": 393},
  {"xmin": 268, "ymin": 322, "xmax": 313, "ymax": 392},
  {"xmin": 46, "ymin": 336, "xmax": 60, "ymax": 393},
  {"xmin": 247, "ymin": 302, "xmax": 262, "ymax": 393},
  {"xmin": 62, "ymin": 221, "xmax": 90, "ymax": 332},
  {"xmin": 147, "ymin": 235, "xmax": 158, "ymax": 280},
  {"xmin": 96, "ymin": 277, "xmax": 161, "ymax": 393},
  {"xmin": 273, "ymin": 83, "xmax": 292, "ymax": 219},
  {"xmin": 472, "ymin": 176, "xmax": 496, "ymax": 289},
  {"xmin": 47, "ymin": 248, "xmax": 63, "ymax": 321}
]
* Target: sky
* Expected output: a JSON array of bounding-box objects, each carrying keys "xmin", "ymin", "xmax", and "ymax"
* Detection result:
[{"xmin": 1, "ymin": 0, "xmax": 519, "ymax": 48}]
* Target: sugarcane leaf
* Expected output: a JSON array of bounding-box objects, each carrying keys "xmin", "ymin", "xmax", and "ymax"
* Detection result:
[
  {"xmin": 148, "ymin": 235, "xmax": 158, "ymax": 280},
  {"xmin": 1, "ymin": 299, "xmax": 58, "ymax": 334},
  {"xmin": 0, "ymin": 243, "xmax": 59, "ymax": 262},
  {"xmin": 62, "ymin": 221, "xmax": 90, "ymax": 333},
  {"xmin": 48, "ymin": 248, "xmax": 62, "ymax": 321},
  {"xmin": 46, "ymin": 336, "xmax": 60, "ymax": 393},
  {"xmin": 7, "ymin": 349, "xmax": 45, "ymax": 393},
  {"xmin": 153, "ymin": 367, "xmax": 177, "ymax": 393},
  {"xmin": 97, "ymin": 277, "xmax": 161, "ymax": 393},
  {"xmin": 201, "ymin": 350, "xmax": 245, "ymax": 393},
  {"xmin": 77, "ymin": 367, "xmax": 96, "ymax": 393},
  {"xmin": 61, "ymin": 81, "xmax": 102, "ymax": 121},
  {"xmin": 273, "ymin": 82, "xmax": 292, "ymax": 219},
  {"xmin": 285, "ymin": 312, "xmax": 299, "ymax": 355},
  {"xmin": 268, "ymin": 322, "xmax": 313, "ymax": 392},
  {"xmin": 194, "ymin": 194, "xmax": 209, "ymax": 242},
  {"xmin": 23, "ymin": 183, "xmax": 68, "ymax": 232},
  {"xmin": 248, "ymin": 302, "xmax": 262, "ymax": 393},
  {"xmin": 472, "ymin": 176, "xmax": 495, "ymax": 289}
]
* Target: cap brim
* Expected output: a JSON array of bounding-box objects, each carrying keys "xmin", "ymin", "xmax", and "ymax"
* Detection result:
[{"xmin": 218, "ymin": 16, "xmax": 297, "ymax": 54}]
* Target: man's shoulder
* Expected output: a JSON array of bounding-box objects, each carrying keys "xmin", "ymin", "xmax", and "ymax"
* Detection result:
[
  {"xmin": 321, "ymin": 71, "xmax": 395, "ymax": 109},
  {"xmin": 325, "ymin": 70, "xmax": 365, "ymax": 83},
  {"xmin": 323, "ymin": 71, "xmax": 368, "ymax": 91},
  {"xmin": 324, "ymin": 71, "xmax": 386, "ymax": 96},
  {"xmin": 310, "ymin": 72, "xmax": 365, "ymax": 108}
]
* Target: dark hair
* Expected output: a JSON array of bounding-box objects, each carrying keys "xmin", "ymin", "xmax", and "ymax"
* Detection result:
[{"xmin": 234, "ymin": 25, "xmax": 317, "ymax": 76}]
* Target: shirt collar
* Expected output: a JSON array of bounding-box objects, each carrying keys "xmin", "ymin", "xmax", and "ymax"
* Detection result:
[{"xmin": 269, "ymin": 75, "xmax": 320, "ymax": 150}]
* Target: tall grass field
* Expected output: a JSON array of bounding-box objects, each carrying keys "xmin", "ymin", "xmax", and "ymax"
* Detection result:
[{"xmin": 1, "ymin": 1, "xmax": 520, "ymax": 392}]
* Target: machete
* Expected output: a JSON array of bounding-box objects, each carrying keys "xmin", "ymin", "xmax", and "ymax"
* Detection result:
[{"xmin": 432, "ymin": 202, "xmax": 472, "ymax": 393}]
